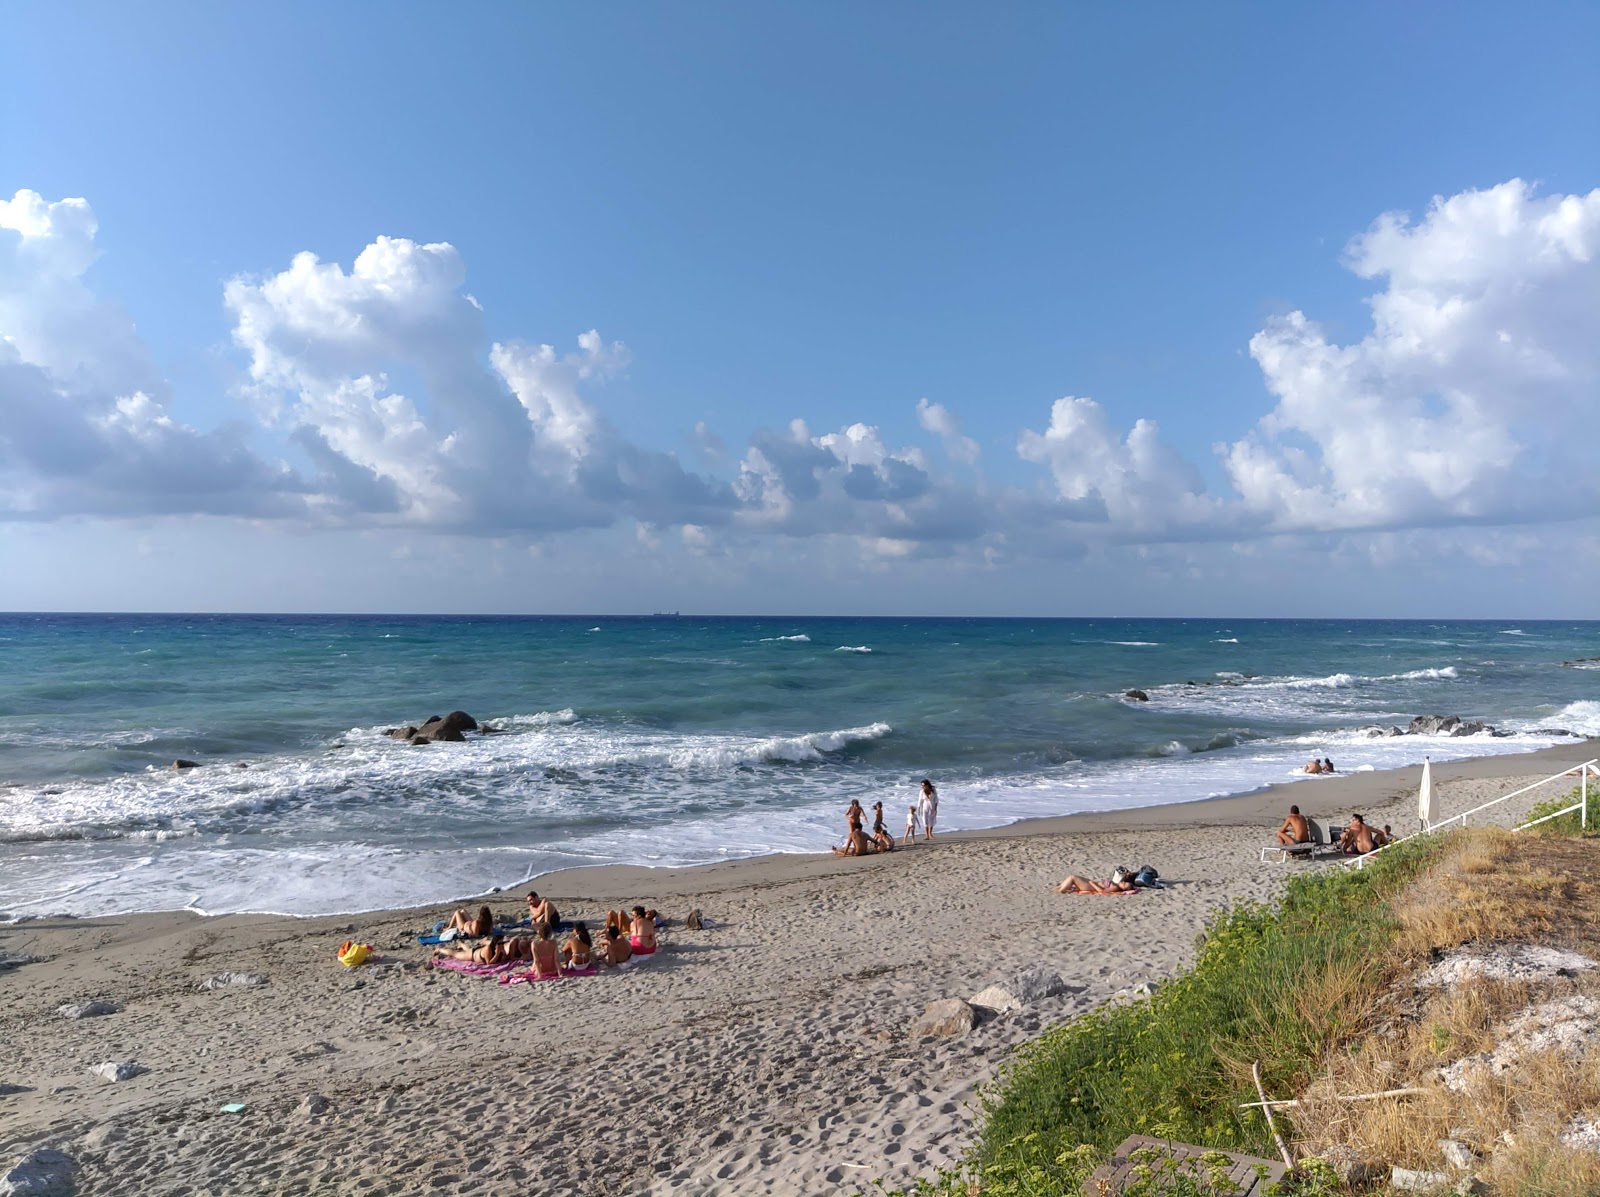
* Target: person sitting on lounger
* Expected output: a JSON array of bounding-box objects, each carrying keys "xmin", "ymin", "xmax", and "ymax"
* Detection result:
[
  {"xmin": 597, "ymin": 923, "xmax": 632, "ymax": 966},
  {"xmin": 1339, "ymin": 814, "xmax": 1377, "ymax": 855},
  {"xmin": 444, "ymin": 904, "xmax": 493, "ymax": 937},
  {"xmin": 526, "ymin": 892, "xmax": 560, "ymax": 933},
  {"xmin": 528, "ymin": 923, "xmax": 562, "ymax": 979},
  {"xmin": 1276, "ymin": 804, "xmax": 1312, "ymax": 846},
  {"xmin": 1055, "ymin": 867, "xmax": 1137, "ymax": 894}
]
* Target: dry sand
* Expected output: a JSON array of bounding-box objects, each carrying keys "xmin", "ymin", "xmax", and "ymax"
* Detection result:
[{"xmin": 2, "ymin": 742, "xmax": 1595, "ymax": 1195}]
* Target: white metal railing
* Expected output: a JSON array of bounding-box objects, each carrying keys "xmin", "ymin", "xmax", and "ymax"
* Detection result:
[{"xmin": 1348, "ymin": 758, "xmax": 1598, "ymax": 869}]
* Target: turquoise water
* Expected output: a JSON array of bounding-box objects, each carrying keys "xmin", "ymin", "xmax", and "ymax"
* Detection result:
[{"xmin": 1, "ymin": 614, "xmax": 1595, "ymax": 917}]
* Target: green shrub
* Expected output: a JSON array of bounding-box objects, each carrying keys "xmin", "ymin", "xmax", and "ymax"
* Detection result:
[{"xmin": 1520, "ymin": 783, "xmax": 1594, "ymax": 835}]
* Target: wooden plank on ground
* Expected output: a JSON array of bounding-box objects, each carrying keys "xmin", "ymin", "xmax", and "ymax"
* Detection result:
[{"xmin": 1083, "ymin": 1134, "xmax": 1289, "ymax": 1196}]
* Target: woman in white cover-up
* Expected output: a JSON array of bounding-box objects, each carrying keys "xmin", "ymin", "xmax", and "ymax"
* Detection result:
[{"xmin": 917, "ymin": 779, "xmax": 938, "ymax": 842}]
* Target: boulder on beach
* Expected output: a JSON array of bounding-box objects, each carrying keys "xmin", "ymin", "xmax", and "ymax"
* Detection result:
[
  {"xmin": 911, "ymin": 997, "xmax": 976, "ymax": 1039},
  {"xmin": 0, "ymin": 1148, "xmax": 76, "ymax": 1197}
]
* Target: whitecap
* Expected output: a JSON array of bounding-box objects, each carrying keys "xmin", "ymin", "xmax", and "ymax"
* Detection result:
[
  {"xmin": 834, "ymin": 645, "xmax": 872, "ymax": 653},
  {"xmin": 1109, "ymin": 641, "xmax": 1159, "ymax": 646},
  {"xmin": 1214, "ymin": 638, "xmax": 1240, "ymax": 644},
  {"xmin": 759, "ymin": 634, "xmax": 811, "ymax": 643},
  {"xmin": 1501, "ymin": 628, "xmax": 1526, "ymax": 635},
  {"xmin": 588, "ymin": 626, "xmax": 601, "ymax": 632}
]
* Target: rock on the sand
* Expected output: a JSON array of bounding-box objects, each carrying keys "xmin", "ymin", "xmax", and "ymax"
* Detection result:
[
  {"xmin": 196, "ymin": 972, "xmax": 267, "ymax": 991},
  {"xmin": 911, "ymin": 998, "xmax": 976, "ymax": 1039},
  {"xmin": 80, "ymin": 1125, "xmax": 127, "ymax": 1151},
  {"xmin": 298, "ymin": 1094, "xmax": 330, "ymax": 1118},
  {"xmin": 1012, "ymin": 966, "xmax": 1068, "ymax": 1003},
  {"xmin": 57, "ymin": 1001, "xmax": 117, "ymax": 1020},
  {"xmin": 1392, "ymin": 1166, "xmax": 1449, "ymax": 1191},
  {"xmin": 0, "ymin": 1149, "xmax": 76, "ymax": 1197},
  {"xmin": 969, "ymin": 985, "xmax": 1021, "ymax": 1014},
  {"xmin": 90, "ymin": 1062, "xmax": 142, "ymax": 1083},
  {"xmin": 971, "ymin": 967, "xmax": 1068, "ymax": 1015}
]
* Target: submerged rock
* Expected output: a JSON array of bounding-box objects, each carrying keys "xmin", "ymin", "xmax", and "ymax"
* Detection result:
[{"xmin": 1124, "ymin": 689, "xmax": 1149, "ymax": 702}]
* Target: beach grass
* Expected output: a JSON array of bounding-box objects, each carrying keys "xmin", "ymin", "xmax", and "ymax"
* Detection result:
[{"xmin": 894, "ymin": 843, "xmax": 1435, "ymax": 1196}]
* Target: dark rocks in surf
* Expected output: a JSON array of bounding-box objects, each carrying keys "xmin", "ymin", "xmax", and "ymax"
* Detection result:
[
  {"xmin": 385, "ymin": 710, "xmax": 479, "ymax": 743},
  {"xmin": 1124, "ymin": 689, "xmax": 1149, "ymax": 702},
  {"xmin": 171, "ymin": 759, "xmax": 198, "ymax": 770},
  {"xmin": 1361, "ymin": 714, "xmax": 1504, "ymax": 738}
]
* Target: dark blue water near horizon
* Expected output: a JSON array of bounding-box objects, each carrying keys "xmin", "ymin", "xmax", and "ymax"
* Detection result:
[{"xmin": 2, "ymin": 613, "xmax": 1595, "ymax": 918}]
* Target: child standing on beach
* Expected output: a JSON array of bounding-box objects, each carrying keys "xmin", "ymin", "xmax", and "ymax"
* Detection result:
[{"xmin": 904, "ymin": 803, "xmax": 919, "ymax": 845}]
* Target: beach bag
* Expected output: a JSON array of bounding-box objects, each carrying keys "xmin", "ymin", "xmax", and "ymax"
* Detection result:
[
  {"xmin": 337, "ymin": 940, "xmax": 372, "ymax": 968},
  {"xmin": 1132, "ymin": 865, "xmax": 1160, "ymax": 888}
]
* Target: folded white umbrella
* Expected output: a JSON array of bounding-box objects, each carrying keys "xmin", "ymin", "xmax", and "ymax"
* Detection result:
[{"xmin": 1418, "ymin": 757, "xmax": 1437, "ymax": 830}]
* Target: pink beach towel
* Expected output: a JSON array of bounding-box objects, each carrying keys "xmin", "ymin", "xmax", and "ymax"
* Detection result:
[{"xmin": 431, "ymin": 957, "xmax": 519, "ymax": 977}]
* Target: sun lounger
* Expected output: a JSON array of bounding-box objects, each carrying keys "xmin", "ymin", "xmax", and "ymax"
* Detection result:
[{"xmin": 1260, "ymin": 818, "xmax": 1329, "ymax": 863}]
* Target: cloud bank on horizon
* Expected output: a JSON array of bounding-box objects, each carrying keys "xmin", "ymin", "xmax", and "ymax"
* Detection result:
[{"xmin": 1, "ymin": 179, "xmax": 1597, "ymax": 564}]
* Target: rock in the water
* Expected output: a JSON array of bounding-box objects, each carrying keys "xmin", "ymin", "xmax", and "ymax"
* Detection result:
[
  {"xmin": 0, "ymin": 1148, "xmax": 76, "ymax": 1196},
  {"xmin": 385, "ymin": 725, "xmax": 418, "ymax": 741},
  {"xmin": 1392, "ymin": 1167, "xmax": 1449, "ymax": 1191},
  {"xmin": 196, "ymin": 972, "xmax": 267, "ymax": 991},
  {"xmin": 969, "ymin": 985, "xmax": 1021, "ymax": 1014},
  {"xmin": 1405, "ymin": 714, "xmax": 1493, "ymax": 738},
  {"xmin": 90, "ymin": 1062, "xmax": 142, "ymax": 1083},
  {"xmin": 171, "ymin": 759, "xmax": 198, "ymax": 770},
  {"xmin": 1011, "ymin": 966, "xmax": 1067, "ymax": 1003},
  {"xmin": 299, "ymin": 1094, "xmax": 330, "ymax": 1118},
  {"xmin": 57, "ymin": 1001, "xmax": 117, "ymax": 1020},
  {"xmin": 684, "ymin": 908, "xmax": 704, "ymax": 930},
  {"xmin": 910, "ymin": 998, "xmax": 976, "ymax": 1039},
  {"xmin": 1124, "ymin": 689, "xmax": 1149, "ymax": 702}
]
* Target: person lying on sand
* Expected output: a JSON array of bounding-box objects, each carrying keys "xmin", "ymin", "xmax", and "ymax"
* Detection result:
[
  {"xmin": 528, "ymin": 924, "xmax": 562, "ymax": 979},
  {"xmin": 434, "ymin": 934, "xmax": 530, "ymax": 966},
  {"xmin": 444, "ymin": 904, "xmax": 493, "ymax": 937},
  {"xmin": 1276, "ymin": 804, "xmax": 1311, "ymax": 846},
  {"xmin": 1339, "ymin": 814, "xmax": 1377, "ymax": 855},
  {"xmin": 1055, "ymin": 867, "xmax": 1137, "ymax": 895},
  {"xmin": 526, "ymin": 892, "xmax": 560, "ymax": 932},
  {"xmin": 596, "ymin": 924, "xmax": 632, "ymax": 966}
]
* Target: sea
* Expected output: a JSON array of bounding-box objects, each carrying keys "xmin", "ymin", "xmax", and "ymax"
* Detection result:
[{"xmin": 1, "ymin": 614, "xmax": 1596, "ymax": 920}]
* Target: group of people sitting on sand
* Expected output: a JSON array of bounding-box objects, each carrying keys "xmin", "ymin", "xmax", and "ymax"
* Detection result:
[
  {"xmin": 832, "ymin": 780, "xmax": 940, "ymax": 856},
  {"xmin": 432, "ymin": 892, "xmax": 660, "ymax": 978},
  {"xmin": 1275, "ymin": 805, "xmax": 1393, "ymax": 855}
]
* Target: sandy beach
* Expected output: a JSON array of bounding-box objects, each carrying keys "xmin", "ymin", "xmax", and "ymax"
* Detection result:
[{"xmin": 3, "ymin": 741, "xmax": 1595, "ymax": 1196}]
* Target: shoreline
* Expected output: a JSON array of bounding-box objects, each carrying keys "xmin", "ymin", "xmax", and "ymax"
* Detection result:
[
  {"xmin": 3, "ymin": 738, "xmax": 1595, "ymax": 1194},
  {"xmin": 9, "ymin": 737, "xmax": 1594, "ymax": 925}
]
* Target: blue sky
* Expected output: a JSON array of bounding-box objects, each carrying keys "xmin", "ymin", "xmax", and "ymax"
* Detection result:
[{"xmin": 2, "ymin": 3, "xmax": 1597, "ymax": 615}]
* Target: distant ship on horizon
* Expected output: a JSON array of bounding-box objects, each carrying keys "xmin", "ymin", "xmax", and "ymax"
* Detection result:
[{"xmin": 651, "ymin": 611, "xmax": 681, "ymax": 617}]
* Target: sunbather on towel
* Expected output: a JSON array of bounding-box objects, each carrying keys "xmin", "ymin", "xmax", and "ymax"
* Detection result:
[
  {"xmin": 444, "ymin": 904, "xmax": 493, "ymax": 937},
  {"xmin": 1055, "ymin": 867, "xmax": 1137, "ymax": 895},
  {"xmin": 527, "ymin": 924, "xmax": 562, "ymax": 979},
  {"xmin": 525, "ymin": 892, "xmax": 561, "ymax": 933},
  {"xmin": 435, "ymin": 935, "xmax": 529, "ymax": 966},
  {"xmin": 562, "ymin": 922, "xmax": 594, "ymax": 971},
  {"xmin": 627, "ymin": 905, "xmax": 658, "ymax": 955},
  {"xmin": 1276, "ymin": 805, "xmax": 1311, "ymax": 846}
]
